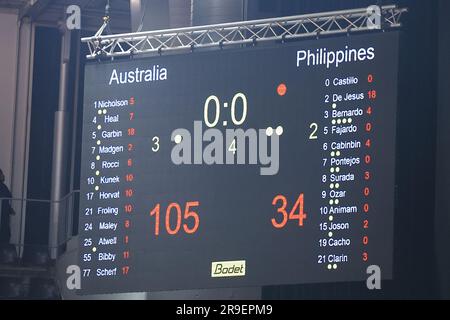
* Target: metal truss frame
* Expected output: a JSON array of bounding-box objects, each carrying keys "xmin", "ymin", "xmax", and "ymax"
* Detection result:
[{"xmin": 81, "ymin": 5, "xmax": 407, "ymax": 59}]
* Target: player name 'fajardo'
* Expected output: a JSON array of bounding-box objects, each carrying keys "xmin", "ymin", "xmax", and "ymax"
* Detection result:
[{"xmin": 108, "ymin": 65, "xmax": 168, "ymax": 85}]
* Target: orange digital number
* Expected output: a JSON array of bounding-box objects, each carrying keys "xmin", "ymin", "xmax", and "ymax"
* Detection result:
[
  {"xmin": 122, "ymin": 266, "xmax": 130, "ymax": 275},
  {"xmin": 271, "ymin": 194, "xmax": 307, "ymax": 229},
  {"xmin": 128, "ymin": 128, "xmax": 136, "ymax": 136},
  {"xmin": 166, "ymin": 203, "xmax": 182, "ymax": 235},
  {"xmin": 150, "ymin": 201, "xmax": 200, "ymax": 236}
]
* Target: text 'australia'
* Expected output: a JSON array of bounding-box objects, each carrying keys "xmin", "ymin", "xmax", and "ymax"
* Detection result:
[{"xmin": 109, "ymin": 65, "xmax": 168, "ymax": 85}]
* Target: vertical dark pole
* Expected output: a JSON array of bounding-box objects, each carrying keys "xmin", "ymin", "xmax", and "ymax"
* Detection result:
[{"xmin": 49, "ymin": 29, "xmax": 71, "ymax": 259}]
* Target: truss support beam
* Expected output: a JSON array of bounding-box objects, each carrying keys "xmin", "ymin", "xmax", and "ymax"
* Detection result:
[{"xmin": 81, "ymin": 5, "xmax": 407, "ymax": 59}]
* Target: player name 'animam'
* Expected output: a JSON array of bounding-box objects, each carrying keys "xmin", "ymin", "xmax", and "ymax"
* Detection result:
[{"xmin": 328, "ymin": 206, "xmax": 358, "ymax": 214}]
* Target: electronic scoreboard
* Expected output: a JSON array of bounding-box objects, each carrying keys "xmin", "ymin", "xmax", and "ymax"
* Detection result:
[{"xmin": 78, "ymin": 32, "xmax": 399, "ymax": 294}]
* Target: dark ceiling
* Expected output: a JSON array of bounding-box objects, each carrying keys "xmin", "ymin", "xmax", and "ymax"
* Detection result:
[{"xmin": 0, "ymin": 0, "xmax": 131, "ymax": 32}]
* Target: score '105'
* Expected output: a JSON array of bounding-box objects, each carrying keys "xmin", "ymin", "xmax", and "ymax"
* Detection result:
[{"xmin": 148, "ymin": 194, "xmax": 306, "ymax": 236}]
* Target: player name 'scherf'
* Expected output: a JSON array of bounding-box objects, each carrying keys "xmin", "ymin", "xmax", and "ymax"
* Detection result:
[{"xmin": 108, "ymin": 65, "xmax": 168, "ymax": 85}]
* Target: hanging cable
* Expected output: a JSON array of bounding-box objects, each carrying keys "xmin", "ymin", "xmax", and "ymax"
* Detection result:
[{"xmin": 136, "ymin": 0, "xmax": 149, "ymax": 32}]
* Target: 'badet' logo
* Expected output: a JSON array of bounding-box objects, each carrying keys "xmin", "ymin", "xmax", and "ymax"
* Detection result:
[{"xmin": 211, "ymin": 260, "xmax": 246, "ymax": 278}]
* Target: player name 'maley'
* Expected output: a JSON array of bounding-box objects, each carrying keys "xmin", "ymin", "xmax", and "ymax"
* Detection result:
[{"xmin": 109, "ymin": 65, "xmax": 168, "ymax": 85}]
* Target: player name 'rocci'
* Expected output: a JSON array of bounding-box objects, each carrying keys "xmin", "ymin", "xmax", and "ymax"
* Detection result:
[{"xmin": 102, "ymin": 161, "xmax": 120, "ymax": 169}]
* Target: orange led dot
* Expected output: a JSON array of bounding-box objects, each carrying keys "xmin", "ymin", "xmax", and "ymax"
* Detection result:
[{"xmin": 277, "ymin": 83, "xmax": 287, "ymax": 96}]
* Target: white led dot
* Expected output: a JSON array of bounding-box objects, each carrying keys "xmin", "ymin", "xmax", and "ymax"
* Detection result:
[
  {"xmin": 174, "ymin": 135, "xmax": 182, "ymax": 144},
  {"xmin": 333, "ymin": 264, "xmax": 338, "ymax": 270},
  {"xmin": 266, "ymin": 127, "xmax": 274, "ymax": 137},
  {"xmin": 275, "ymin": 126, "xmax": 284, "ymax": 136}
]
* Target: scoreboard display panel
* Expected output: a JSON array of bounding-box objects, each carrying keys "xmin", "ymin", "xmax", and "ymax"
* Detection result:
[{"xmin": 78, "ymin": 31, "xmax": 399, "ymax": 294}]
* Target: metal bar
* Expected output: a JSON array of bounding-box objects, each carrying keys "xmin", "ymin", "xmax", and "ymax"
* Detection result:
[{"xmin": 81, "ymin": 5, "xmax": 406, "ymax": 59}]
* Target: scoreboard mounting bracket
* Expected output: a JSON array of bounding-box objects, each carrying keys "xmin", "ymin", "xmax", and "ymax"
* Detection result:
[{"xmin": 81, "ymin": 5, "xmax": 406, "ymax": 60}]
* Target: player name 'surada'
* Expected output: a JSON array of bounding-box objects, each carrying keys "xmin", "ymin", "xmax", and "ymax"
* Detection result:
[{"xmin": 108, "ymin": 65, "xmax": 168, "ymax": 85}]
